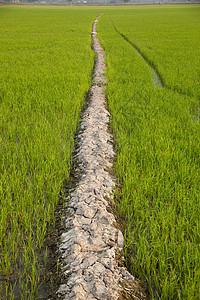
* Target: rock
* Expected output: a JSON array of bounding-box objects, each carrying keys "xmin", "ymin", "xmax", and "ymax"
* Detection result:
[
  {"xmin": 94, "ymin": 281, "xmax": 106, "ymax": 299},
  {"xmin": 83, "ymin": 208, "xmax": 96, "ymax": 219},
  {"xmin": 81, "ymin": 256, "xmax": 98, "ymax": 269},
  {"xmin": 117, "ymin": 230, "xmax": 124, "ymax": 248}
]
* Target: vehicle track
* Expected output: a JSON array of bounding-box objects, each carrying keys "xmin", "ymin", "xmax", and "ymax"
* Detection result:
[
  {"xmin": 110, "ymin": 19, "xmax": 163, "ymax": 89},
  {"xmin": 112, "ymin": 19, "xmax": 200, "ymax": 103}
]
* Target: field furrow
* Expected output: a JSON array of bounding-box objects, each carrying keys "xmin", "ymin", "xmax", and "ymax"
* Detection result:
[{"xmin": 111, "ymin": 20, "xmax": 163, "ymax": 88}]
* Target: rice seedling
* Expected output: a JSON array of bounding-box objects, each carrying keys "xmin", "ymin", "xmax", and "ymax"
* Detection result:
[
  {"xmin": 98, "ymin": 5, "xmax": 200, "ymax": 299},
  {"xmin": 0, "ymin": 5, "xmax": 97, "ymax": 298}
]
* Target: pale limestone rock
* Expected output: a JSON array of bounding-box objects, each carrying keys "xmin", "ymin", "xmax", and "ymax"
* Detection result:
[{"xmin": 117, "ymin": 230, "xmax": 124, "ymax": 248}]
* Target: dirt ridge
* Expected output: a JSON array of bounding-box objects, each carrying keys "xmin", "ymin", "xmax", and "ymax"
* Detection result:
[{"xmin": 56, "ymin": 15, "xmax": 146, "ymax": 300}]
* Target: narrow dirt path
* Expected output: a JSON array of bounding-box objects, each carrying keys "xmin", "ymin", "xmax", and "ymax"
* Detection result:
[{"xmin": 56, "ymin": 15, "xmax": 147, "ymax": 300}]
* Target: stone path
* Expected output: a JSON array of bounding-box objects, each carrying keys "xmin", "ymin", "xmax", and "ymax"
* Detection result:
[{"xmin": 56, "ymin": 15, "xmax": 146, "ymax": 300}]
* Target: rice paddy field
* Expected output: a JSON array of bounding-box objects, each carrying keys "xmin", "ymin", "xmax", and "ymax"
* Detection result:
[
  {"xmin": 0, "ymin": 4, "xmax": 200, "ymax": 299},
  {"xmin": 0, "ymin": 6, "xmax": 96, "ymax": 298}
]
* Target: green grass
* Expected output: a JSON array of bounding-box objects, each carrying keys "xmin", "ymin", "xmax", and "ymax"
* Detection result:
[
  {"xmin": 0, "ymin": 6, "xmax": 97, "ymax": 298},
  {"xmin": 98, "ymin": 5, "xmax": 200, "ymax": 299}
]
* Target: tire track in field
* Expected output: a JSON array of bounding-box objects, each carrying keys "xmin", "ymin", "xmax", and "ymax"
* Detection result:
[
  {"xmin": 55, "ymin": 15, "xmax": 147, "ymax": 300},
  {"xmin": 112, "ymin": 19, "xmax": 200, "ymax": 104},
  {"xmin": 111, "ymin": 19, "xmax": 163, "ymax": 88},
  {"xmin": 119, "ymin": 31, "xmax": 163, "ymax": 88},
  {"xmin": 111, "ymin": 20, "xmax": 200, "ymax": 122}
]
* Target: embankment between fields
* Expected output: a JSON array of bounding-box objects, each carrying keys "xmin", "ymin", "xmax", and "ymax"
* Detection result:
[{"xmin": 55, "ymin": 15, "xmax": 146, "ymax": 300}]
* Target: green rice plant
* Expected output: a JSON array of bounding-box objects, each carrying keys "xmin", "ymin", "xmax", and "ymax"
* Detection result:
[
  {"xmin": 98, "ymin": 6, "xmax": 200, "ymax": 299},
  {"xmin": 0, "ymin": 5, "xmax": 98, "ymax": 298},
  {"xmin": 107, "ymin": 5, "xmax": 200, "ymax": 100}
]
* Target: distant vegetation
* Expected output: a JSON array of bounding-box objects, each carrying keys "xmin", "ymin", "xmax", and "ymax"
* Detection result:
[{"xmin": 2, "ymin": 0, "xmax": 200, "ymax": 6}]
